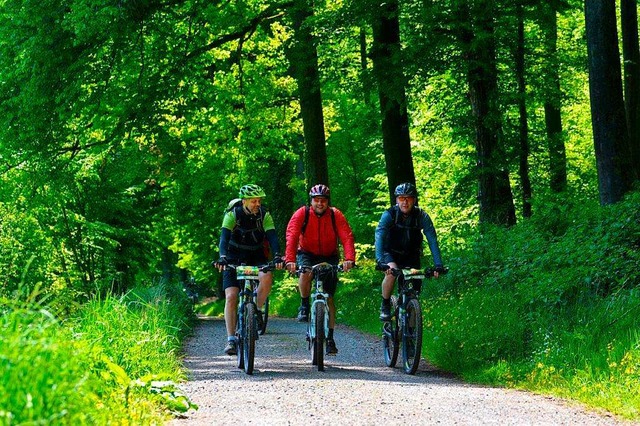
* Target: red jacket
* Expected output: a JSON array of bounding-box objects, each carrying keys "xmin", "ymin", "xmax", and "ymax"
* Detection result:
[{"xmin": 285, "ymin": 206, "xmax": 356, "ymax": 263}]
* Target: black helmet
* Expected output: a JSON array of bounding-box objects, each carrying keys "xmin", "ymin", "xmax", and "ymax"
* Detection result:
[
  {"xmin": 309, "ymin": 184, "xmax": 330, "ymax": 198},
  {"xmin": 394, "ymin": 182, "xmax": 417, "ymax": 197}
]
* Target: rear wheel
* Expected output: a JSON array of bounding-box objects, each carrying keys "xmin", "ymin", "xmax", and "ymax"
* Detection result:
[
  {"xmin": 382, "ymin": 295, "xmax": 399, "ymax": 367},
  {"xmin": 259, "ymin": 297, "xmax": 269, "ymax": 335},
  {"xmin": 311, "ymin": 303, "xmax": 325, "ymax": 371},
  {"xmin": 402, "ymin": 298, "xmax": 423, "ymax": 375},
  {"xmin": 243, "ymin": 303, "xmax": 257, "ymax": 375}
]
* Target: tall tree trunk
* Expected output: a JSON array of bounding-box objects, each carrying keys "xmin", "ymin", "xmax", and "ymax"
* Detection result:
[
  {"xmin": 456, "ymin": 0, "xmax": 516, "ymax": 226},
  {"xmin": 370, "ymin": 0, "xmax": 416, "ymax": 204},
  {"xmin": 585, "ymin": 0, "xmax": 636, "ymax": 205},
  {"xmin": 360, "ymin": 26, "xmax": 372, "ymax": 105},
  {"xmin": 288, "ymin": 0, "xmax": 329, "ymax": 186},
  {"xmin": 515, "ymin": 3, "xmax": 532, "ymax": 219},
  {"xmin": 541, "ymin": 2, "xmax": 567, "ymax": 193},
  {"xmin": 621, "ymin": 0, "xmax": 640, "ymax": 180}
]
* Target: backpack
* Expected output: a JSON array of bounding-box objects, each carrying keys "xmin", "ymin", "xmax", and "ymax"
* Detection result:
[
  {"xmin": 300, "ymin": 206, "xmax": 338, "ymax": 236},
  {"xmin": 225, "ymin": 198, "xmax": 269, "ymax": 254}
]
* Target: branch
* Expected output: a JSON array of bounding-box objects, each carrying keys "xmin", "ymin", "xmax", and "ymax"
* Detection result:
[{"xmin": 185, "ymin": 1, "xmax": 294, "ymax": 60}]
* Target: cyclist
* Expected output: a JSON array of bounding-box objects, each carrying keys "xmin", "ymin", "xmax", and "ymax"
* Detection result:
[
  {"xmin": 375, "ymin": 182, "xmax": 445, "ymax": 321},
  {"xmin": 284, "ymin": 184, "xmax": 356, "ymax": 355},
  {"xmin": 215, "ymin": 184, "xmax": 284, "ymax": 355}
]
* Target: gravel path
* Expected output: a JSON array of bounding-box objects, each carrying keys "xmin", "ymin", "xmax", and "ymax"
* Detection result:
[{"xmin": 170, "ymin": 316, "xmax": 633, "ymax": 425}]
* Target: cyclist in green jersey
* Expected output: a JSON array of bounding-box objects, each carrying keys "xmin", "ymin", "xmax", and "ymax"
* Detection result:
[{"xmin": 215, "ymin": 184, "xmax": 284, "ymax": 355}]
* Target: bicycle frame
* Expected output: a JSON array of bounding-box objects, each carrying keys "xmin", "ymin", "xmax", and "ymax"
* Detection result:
[
  {"xmin": 381, "ymin": 267, "xmax": 427, "ymax": 375},
  {"xmin": 299, "ymin": 262, "xmax": 340, "ymax": 371},
  {"xmin": 230, "ymin": 264, "xmax": 272, "ymax": 375}
]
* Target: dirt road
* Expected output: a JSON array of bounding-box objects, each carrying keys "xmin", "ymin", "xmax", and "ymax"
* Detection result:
[{"xmin": 170, "ymin": 316, "xmax": 630, "ymax": 425}]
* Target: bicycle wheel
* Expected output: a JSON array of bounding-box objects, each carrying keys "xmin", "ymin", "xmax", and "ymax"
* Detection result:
[
  {"xmin": 311, "ymin": 302, "xmax": 325, "ymax": 371},
  {"xmin": 382, "ymin": 295, "xmax": 399, "ymax": 368},
  {"xmin": 402, "ymin": 298, "xmax": 423, "ymax": 375},
  {"xmin": 236, "ymin": 314, "xmax": 244, "ymax": 370},
  {"xmin": 243, "ymin": 303, "xmax": 257, "ymax": 374},
  {"xmin": 259, "ymin": 297, "xmax": 269, "ymax": 335}
]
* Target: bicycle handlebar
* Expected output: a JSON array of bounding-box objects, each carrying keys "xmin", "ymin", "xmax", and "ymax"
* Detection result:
[
  {"xmin": 376, "ymin": 264, "xmax": 448, "ymax": 277},
  {"xmin": 225, "ymin": 263, "xmax": 276, "ymax": 273}
]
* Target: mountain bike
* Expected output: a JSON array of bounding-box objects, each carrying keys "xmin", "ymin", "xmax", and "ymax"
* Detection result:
[
  {"xmin": 379, "ymin": 265, "xmax": 447, "ymax": 375},
  {"xmin": 228, "ymin": 263, "xmax": 274, "ymax": 375},
  {"xmin": 297, "ymin": 262, "xmax": 343, "ymax": 372}
]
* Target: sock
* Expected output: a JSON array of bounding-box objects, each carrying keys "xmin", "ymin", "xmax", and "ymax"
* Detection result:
[
  {"xmin": 227, "ymin": 336, "xmax": 236, "ymax": 342},
  {"xmin": 382, "ymin": 298, "xmax": 391, "ymax": 307},
  {"xmin": 328, "ymin": 328, "xmax": 334, "ymax": 340},
  {"xmin": 301, "ymin": 297, "xmax": 310, "ymax": 308}
]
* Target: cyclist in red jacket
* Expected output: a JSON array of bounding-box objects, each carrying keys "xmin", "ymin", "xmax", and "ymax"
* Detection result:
[{"xmin": 285, "ymin": 184, "xmax": 356, "ymax": 355}]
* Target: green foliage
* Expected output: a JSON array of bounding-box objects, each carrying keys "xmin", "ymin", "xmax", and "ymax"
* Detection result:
[{"xmin": 0, "ymin": 282, "xmax": 195, "ymax": 424}]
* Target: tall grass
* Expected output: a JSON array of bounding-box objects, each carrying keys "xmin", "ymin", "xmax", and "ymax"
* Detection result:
[{"xmin": 0, "ymin": 282, "xmax": 195, "ymax": 425}]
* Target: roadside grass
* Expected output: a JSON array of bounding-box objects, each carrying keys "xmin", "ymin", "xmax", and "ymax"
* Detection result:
[{"xmin": 0, "ymin": 282, "xmax": 196, "ymax": 424}]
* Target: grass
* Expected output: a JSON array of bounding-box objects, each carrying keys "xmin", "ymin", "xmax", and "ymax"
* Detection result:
[{"xmin": 0, "ymin": 282, "xmax": 196, "ymax": 425}]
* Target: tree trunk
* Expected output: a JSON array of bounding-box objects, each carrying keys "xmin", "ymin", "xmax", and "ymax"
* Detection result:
[
  {"xmin": 515, "ymin": 3, "xmax": 532, "ymax": 219},
  {"xmin": 621, "ymin": 0, "xmax": 640, "ymax": 180},
  {"xmin": 585, "ymin": 0, "xmax": 636, "ymax": 205},
  {"xmin": 540, "ymin": 2, "xmax": 567, "ymax": 193},
  {"xmin": 288, "ymin": 0, "xmax": 329, "ymax": 186},
  {"xmin": 456, "ymin": 0, "xmax": 516, "ymax": 226},
  {"xmin": 370, "ymin": 0, "xmax": 416, "ymax": 204}
]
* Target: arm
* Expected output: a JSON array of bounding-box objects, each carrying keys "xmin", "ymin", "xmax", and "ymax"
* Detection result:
[
  {"xmin": 334, "ymin": 209, "xmax": 356, "ymax": 261},
  {"xmin": 218, "ymin": 211, "xmax": 236, "ymax": 257},
  {"xmin": 419, "ymin": 210, "xmax": 443, "ymax": 267},
  {"xmin": 374, "ymin": 210, "xmax": 392, "ymax": 263},
  {"xmin": 284, "ymin": 207, "xmax": 305, "ymax": 264},
  {"xmin": 263, "ymin": 212, "xmax": 281, "ymax": 255}
]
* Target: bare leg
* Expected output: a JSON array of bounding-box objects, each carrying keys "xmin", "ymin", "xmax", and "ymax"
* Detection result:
[
  {"xmin": 224, "ymin": 287, "xmax": 239, "ymax": 337},
  {"xmin": 256, "ymin": 272, "xmax": 273, "ymax": 310}
]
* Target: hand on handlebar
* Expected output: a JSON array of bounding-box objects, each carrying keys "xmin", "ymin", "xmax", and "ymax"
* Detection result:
[
  {"xmin": 342, "ymin": 260, "xmax": 355, "ymax": 272},
  {"xmin": 272, "ymin": 255, "xmax": 285, "ymax": 270},
  {"xmin": 214, "ymin": 256, "xmax": 228, "ymax": 272},
  {"xmin": 285, "ymin": 262, "xmax": 296, "ymax": 273}
]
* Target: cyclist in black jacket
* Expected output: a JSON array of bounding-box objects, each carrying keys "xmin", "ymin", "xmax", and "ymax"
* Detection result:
[{"xmin": 375, "ymin": 183, "xmax": 445, "ymax": 321}]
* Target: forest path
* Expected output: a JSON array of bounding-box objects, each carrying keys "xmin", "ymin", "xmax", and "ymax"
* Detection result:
[{"xmin": 169, "ymin": 316, "xmax": 631, "ymax": 425}]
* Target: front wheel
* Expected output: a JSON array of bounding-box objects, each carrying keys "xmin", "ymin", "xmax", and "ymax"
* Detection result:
[
  {"xmin": 242, "ymin": 303, "xmax": 257, "ymax": 375},
  {"xmin": 311, "ymin": 302, "xmax": 325, "ymax": 371},
  {"xmin": 382, "ymin": 295, "xmax": 399, "ymax": 368},
  {"xmin": 402, "ymin": 298, "xmax": 423, "ymax": 375}
]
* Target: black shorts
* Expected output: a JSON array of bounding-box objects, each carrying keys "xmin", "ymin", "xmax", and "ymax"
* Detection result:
[
  {"xmin": 297, "ymin": 251, "xmax": 339, "ymax": 296},
  {"xmin": 223, "ymin": 250, "xmax": 269, "ymax": 290},
  {"xmin": 380, "ymin": 252, "xmax": 422, "ymax": 292}
]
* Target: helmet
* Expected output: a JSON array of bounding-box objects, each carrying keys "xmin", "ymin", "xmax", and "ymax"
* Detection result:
[
  {"xmin": 309, "ymin": 184, "xmax": 330, "ymax": 198},
  {"xmin": 239, "ymin": 184, "xmax": 266, "ymax": 199},
  {"xmin": 394, "ymin": 182, "xmax": 417, "ymax": 197}
]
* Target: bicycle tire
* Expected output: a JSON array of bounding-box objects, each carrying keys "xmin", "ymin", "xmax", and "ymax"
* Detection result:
[
  {"xmin": 259, "ymin": 297, "xmax": 269, "ymax": 335},
  {"xmin": 236, "ymin": 316, "xmax": 244, "ymax": 370},
  {"xmin": 311, "ymin": 302, "xmax": 325, "ymax": 371},
  {"xmin": 382, "ymin": 295, "xmax": 399, "ymax": 368},
  {"xmin": 243, "ymin": 303, "xmax": 257, "ymax": 374},
  {"xmin": 402, "ymin": 297, "xmax": 423, "ymax": 375}
]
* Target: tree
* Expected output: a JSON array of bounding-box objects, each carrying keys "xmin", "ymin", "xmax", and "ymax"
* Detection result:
[
  {"xmin": 540, "ymin": 1, "xmax": 568, "ymax": 193},
  {"xmin": 621, "ymin": 0, "xmax": 640, "ymax": 180},
  {"xmin": 515, "ymin": 2, "xmax": 532, "ymax": 218},
  {"xmin": 585, "ymin": 0, "xmax": 636, "ymax": 204},
  {"xmin": 370, "ymin": 0, "xmax": 416, "ymax": 203},
  {"xmin": 287, "ymin": 0, "xmax": 329, "ymax": 186},
  {"xmin": 455, "ymin": 0, "xmax": 516, "ymax": 226}
]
